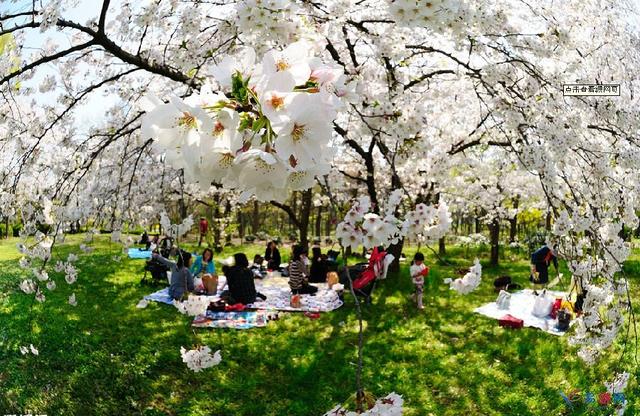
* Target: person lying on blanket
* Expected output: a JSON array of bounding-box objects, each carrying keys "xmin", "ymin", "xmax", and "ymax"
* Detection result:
[
  {"xmin": 152, "ymin": 250, "xmax": 194, "ymax": 301},
  {"xmin": 220, "ymin": 253, "xmax": 266, "ymax": 305}
]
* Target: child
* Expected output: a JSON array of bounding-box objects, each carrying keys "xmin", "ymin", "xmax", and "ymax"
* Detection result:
[{"xmin": 409, "ymin": 252, "xmax": 429, "ymax": 310}]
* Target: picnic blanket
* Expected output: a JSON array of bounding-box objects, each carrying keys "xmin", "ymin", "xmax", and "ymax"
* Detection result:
[
  {"xmin": 192, "ymin": 310, "xmax": 268, "ymax": 329},
  {"xmin": 247, "ymin": 277, "xmax": 343, "ymax": 312},
  {"xmin": 128, "ymin": 248, "xmax": 152, "ymax": 259},
  {"xmin": 143, "ymin": 276, "xmax": 228, "ymax": 305},
  {"xmin": 143, "ymin": 276, "xmax": 343, "ymax": 312},
  {"xmin": 474, "ymin": 290, "xmax": 569, "ymax": 336}
]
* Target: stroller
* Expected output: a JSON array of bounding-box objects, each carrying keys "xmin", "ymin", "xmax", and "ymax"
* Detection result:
[{"xmin": 342, "ymin": 247, "xmax": 394, "ymax": 304}]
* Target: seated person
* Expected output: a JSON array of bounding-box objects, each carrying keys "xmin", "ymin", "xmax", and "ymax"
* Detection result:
[
  {"xmin": 220, "ymin": 253, "xmax": 265, "ymax": 304},
  {"xmin": 191, "ymin": 248, "xmax": 217, "ymax": 277},
  {"xmin": 264, "ymin": 241, "xmax": 281, "ymax": 270},
  {"xmin": 191, "ymin": 248, "xmax": 218, "ymax": 293},
  {"xmin": 309, "ymin": 246, "xmax": 329, "ymax": 283},
  {"xmin": 288, "ymin": 245, "xmax": 318, "ymax": 295},
  {"xmin": 139, "ymin": 231, "xmax": 150, "ymax": 249},
  {"xmin": 250, "ymin": 254, "xmax": 265, "ymax": 278},
  {"xmin": 152, "ymin": 249, "xmax": 194, "ymax": 300}
]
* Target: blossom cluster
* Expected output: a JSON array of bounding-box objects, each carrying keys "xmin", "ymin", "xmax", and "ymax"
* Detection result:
[
  {"xmin": 141, "ymin": 41, "xmax": 353, "ymax": 202},
  {"xmin": 402, "ymin": 202, "xmax": 452, "ymax": 244},
  {"xmin": 19, "ymin": 344, "xmax": 39, "ymax": 356},
  {"xmin": 180, "ymin": 345, "xmax": 222, "ymax": 372},
  {"xmin": 160, "ymin": 212, "xmax": 194, "ymax": 240},
  {"xmin": 445, "ymin": 258, "xmax": 482, "ymax": 295},
  {"xmin": 324, "ymin": 392, "xmax": 404, "ymax": 416},
  {"xmin": 336, "ymin": 193, "xmax": 402, "ymax": 251},
  {"xmin": 173, "ymin": 296, "xmax": 210, "ymax": 316}
]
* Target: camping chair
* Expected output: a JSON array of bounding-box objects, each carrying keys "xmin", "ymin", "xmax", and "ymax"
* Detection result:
[{"xmin": 347, "ymin": 247, "xmax": 395, "ymax": 304}]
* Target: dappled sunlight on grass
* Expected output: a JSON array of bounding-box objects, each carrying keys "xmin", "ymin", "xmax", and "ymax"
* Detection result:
[{"xmin": 0, "ymin": 236, "xmax": 639, "ymax": 414}]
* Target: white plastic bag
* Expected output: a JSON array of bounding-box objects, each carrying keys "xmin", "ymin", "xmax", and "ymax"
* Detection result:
[
  {"xmin": 532, "ymin": 290, "xmax": 553, "ymax": 317},
  {"xmin": 496, "ymin": 290, "xmax": 511, "ymax": 310}
]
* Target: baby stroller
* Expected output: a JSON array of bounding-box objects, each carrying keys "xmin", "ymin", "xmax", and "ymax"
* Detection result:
[{"xmin": 342, "ymin": 247, "xmax": 394, "ymax": 304}]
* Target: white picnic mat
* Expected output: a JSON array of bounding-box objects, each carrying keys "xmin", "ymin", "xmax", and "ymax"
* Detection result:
[{"xmin": 474, "ymin": 290, "xmax": 569, "ymax": 336}]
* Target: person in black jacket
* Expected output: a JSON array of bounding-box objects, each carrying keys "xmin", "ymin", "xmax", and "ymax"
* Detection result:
[
  {"xmin": 529, "ymin": 244, "xmax": 558, "ymax": 293},
  {"xmin": 264, "ymin": 241, "xmax": 281, "ymax": 270},
  {"xmin": 221, "ymin": 253, "xmax": 265, "ymax": 305},
  {"xmin": 309, "ymin": 246, "xmax": 328, "ymax": 283}
]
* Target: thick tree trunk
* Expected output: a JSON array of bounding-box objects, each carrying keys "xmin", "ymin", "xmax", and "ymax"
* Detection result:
[
  {"xmin": 475, "ymin": 217, "xmax": 481, "ymax": 233},
  {"xmin": 315, "ymin": 205, "xmax": 322, "ymax": 238},
  {"xmin": 386, "ymin": 238, "xmax": 404, "ymax": 273},
  {"xmin": 438, "ymin": 237, "xmax": 446, "ymax": 256},
  {"xmin": 488, "ymin": 218, "xmax": 500, "ymax": 267}
]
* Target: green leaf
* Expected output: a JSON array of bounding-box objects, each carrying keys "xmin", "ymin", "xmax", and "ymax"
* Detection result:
[
  {"xmin": 252, "ymin": 116, "xmax": 267, "ymax": 133},
  {"xmin": 231, "ymin": 71, "xmax": 248, "ymax": 103},
  {"xmin": 186, "ymin": 68, "xmax": 198, "ymax": 79}
]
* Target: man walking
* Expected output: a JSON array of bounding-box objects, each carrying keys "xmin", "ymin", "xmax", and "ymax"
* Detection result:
[{"xmin": 198, "ymin": 216, "xmax": 209, "ymax": 247}]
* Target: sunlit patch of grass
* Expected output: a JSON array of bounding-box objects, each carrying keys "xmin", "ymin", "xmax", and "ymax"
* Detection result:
[{"xmin": 0, "ymin": 236, "xmax": 639, "ymax": 414}]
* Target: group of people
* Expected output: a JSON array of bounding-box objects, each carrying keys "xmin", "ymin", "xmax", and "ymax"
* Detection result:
[
  {"xmin": 152, "ymin": 247, "xmax": 264, "ymax": 305},
  {"xmin": 150, "ymin": 240, "xmax": 341, "ymax": 304}
]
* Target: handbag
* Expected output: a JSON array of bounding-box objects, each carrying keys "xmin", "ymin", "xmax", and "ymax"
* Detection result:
[
  {"xmin": 532, "ymin": 290, "xmax": 553, "ymax": 318},
  {"xmin": 496, "ymin": 290, "xmax": 511, "ymax": 310},
  {"xmin": 202, "ymin": 274, "xmax": 219, "ymax": 295},
  {"xmin": 557, "ymin": 309, "xmax": 571, "ymax": 331}
]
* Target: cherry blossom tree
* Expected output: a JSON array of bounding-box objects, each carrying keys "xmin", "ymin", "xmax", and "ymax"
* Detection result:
[{"xmin": 1, "ymin": 0, "xmax": 640, "ymax": 383}]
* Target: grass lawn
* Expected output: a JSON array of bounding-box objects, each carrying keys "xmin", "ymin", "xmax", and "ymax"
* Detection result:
[{"xmin": 1, "ymin": 235, "xmax": 639, "ymax": 415}]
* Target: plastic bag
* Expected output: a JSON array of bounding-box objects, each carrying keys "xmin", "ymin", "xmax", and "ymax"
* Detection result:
[
  {"xmin": 496, "ymin": 290, "xmax": 511, "ymax": 310},
  {"xmin": 532, "ymin": 290, "xmax": 553, "ymax": 318}
]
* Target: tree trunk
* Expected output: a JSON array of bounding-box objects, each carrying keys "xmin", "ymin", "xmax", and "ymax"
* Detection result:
[
  {"xmin": 509, "ymin": 215, "xmax": 518, "ymax": 243},
  {"xmin": 509, "ymin": 197, "xmax": 519, "ymax": 243},
  {"xmin": 298, "ymin": 190, "xmax": 312, "ymax": 249},
  {"xmin": 488, "ymin": 218, "xmax": 500, "ymax": 267},
  {"xmin": 635, "ymin": 222, "xmax": 640, "ymax": 238},
  {"xmin": 386, "ymin": 238, "xmax": 404, "ymax": 273},
  {"xmin": 545, "ymin": 211, "xmax": 552, "ymax": 231},
  {"xmin": 315, "ymin": 205, "xmax": 322, "ymax": 238},
  {"xmin": 238, "ymin": 210, "xmax": 245, "ymax": 239},
  {"xmin": 252, "ymin": 200, "xmax": 260, "ymax": 235},
  {"xmin": 475, "ymin": 216, "xmax": 481, "ymax": 233},
  {"xmin": 438, "ymin": 237, "xmax": 446, "ymax": 256}
]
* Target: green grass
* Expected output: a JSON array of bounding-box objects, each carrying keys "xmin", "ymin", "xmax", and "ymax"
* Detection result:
[{"xmin": 1, "ymin": 236, "xmax": 639, "ymax": 415}]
